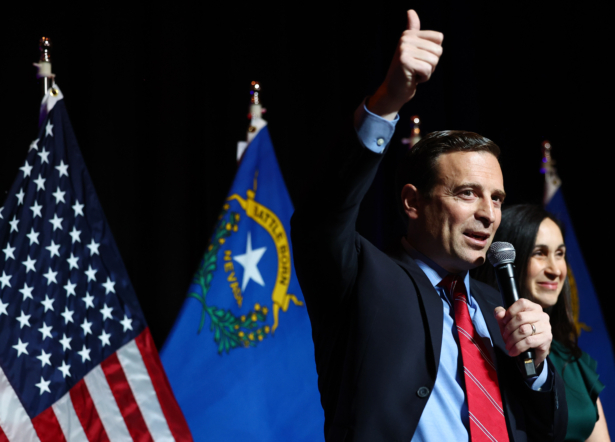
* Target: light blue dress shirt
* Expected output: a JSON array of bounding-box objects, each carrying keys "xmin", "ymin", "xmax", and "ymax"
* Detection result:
[{"xmin": 354, "ymin": 102, "xmax": 549, "ymax": 441}]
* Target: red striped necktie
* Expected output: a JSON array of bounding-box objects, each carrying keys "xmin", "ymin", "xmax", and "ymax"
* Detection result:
[{"xmin": 438, "ymin": 274, "xmax": 509, "ymax": 442}]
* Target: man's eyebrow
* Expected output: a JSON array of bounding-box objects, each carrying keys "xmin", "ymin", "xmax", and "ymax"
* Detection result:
[{"xmin": 454, "ymin": 182, "xmax": 507, "ymax": 199}]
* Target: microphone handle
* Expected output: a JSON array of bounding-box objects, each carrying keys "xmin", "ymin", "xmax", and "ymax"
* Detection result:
[{"xmin": 494, "ymin": 263, "xmax": 537, "ymax": 378}]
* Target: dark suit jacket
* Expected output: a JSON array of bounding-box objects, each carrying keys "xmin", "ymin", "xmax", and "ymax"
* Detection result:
[{"xmin": 290, "ymin": 130, "xmax": 567, "ymax": 441}]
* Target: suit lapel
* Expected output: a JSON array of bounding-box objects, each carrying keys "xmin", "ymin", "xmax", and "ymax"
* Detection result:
[{"xmin": 389, "ymin": 248, "xmax": 443, "ymax": 374}]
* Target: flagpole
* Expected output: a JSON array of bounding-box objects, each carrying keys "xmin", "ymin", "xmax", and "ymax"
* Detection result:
[
  {"xmin": 401, "ymin": 115, "xmax": 422, "ymax": 148},
  {"xmin": 35, "ymin": 37, "xmax": 54, "ymax": 97}
]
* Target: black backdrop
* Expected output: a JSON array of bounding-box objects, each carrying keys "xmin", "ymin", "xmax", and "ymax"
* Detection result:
[{"xmin": 1, "ymin": 1, "xmax": 613, "ymax": 350}]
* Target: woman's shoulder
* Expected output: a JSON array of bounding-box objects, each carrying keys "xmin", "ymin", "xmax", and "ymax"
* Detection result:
[{"xmin": 550, "ymin": 339, "xmax": 605, "ymax": 399}]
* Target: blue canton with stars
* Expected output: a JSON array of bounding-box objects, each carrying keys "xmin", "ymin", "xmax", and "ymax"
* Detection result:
[{"xmin": 0, "ymin": 95, "xmax": 145, "ymax": 418}]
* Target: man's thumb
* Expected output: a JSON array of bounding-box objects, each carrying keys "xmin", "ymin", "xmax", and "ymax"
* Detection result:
[{"xmin": 407, "ymin": 9, "xmax": 421, "ymax": 31}]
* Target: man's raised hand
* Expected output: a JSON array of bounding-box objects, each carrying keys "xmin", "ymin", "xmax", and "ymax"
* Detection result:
[{"xmin": 368, "ymin": 10, "xmax": 443, "ymax": 120}]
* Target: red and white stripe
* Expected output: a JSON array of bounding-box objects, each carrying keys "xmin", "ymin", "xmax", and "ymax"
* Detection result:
[{"xmin": 0, "ymin": 329, "xmax": 192, "ymax": 442}]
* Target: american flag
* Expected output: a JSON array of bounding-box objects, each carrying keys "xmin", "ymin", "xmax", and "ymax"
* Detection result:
[{"xmin": 0, "ymin": 86, "xmax": 192, "ymax": 441}]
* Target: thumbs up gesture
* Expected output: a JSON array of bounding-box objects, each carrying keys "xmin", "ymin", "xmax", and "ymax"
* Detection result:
[{"xmin": 368, "ymin": 10, "xmax": 443, "ymax": 119}]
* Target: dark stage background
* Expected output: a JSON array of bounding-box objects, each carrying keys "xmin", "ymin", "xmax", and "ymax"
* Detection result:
[{"xmin": 1, "ymin": 1, "xmax": 613, "ymax": 350}]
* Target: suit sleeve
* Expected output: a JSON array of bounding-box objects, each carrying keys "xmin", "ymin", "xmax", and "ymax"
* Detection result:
[
  {"xmin": 504, "ymin": 357, "xmax": 568, "ymax": 441},
  {"xmin": 522, "ymin": 358, "xmax": 568, "ymax": 441},
  {"xmin": 290, "ymin": 119, "xmax": 388, "ymax": 326}
]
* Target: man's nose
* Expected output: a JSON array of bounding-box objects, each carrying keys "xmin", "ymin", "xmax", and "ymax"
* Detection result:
[{"xmin": 475, "ymin": 198, "xmax": 496, "ymax": 226}]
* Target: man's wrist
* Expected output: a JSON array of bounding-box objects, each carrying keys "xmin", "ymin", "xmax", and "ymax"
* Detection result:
[{"xmin": 366, "ymin": 86, "xmax": 410, "ymax": 120}]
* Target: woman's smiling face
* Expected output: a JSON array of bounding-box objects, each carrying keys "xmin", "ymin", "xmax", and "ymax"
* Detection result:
[{"xmin": 525, "ymin": 218, "xmax": 567, "ymax": 308}]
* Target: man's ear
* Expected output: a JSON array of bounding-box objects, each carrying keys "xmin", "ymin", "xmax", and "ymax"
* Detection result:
[{"xmin": 401, "ymin": 184, "xmax": 420, "ymax": 220}]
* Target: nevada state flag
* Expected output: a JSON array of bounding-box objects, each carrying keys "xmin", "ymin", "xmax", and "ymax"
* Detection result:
[{"xmin": 161, "ymin": 125, "xmax": 323, "ymax": 441}]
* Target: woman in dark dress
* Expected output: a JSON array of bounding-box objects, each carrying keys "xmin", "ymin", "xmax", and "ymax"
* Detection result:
[{"xmin": 474, "ymin": 205, "xmax": 609, "ymax": 441}]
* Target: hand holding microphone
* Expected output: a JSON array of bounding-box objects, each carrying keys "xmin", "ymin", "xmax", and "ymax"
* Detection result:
[{"xmin": 488, "ymin": 242, "xmax": 553, "ymax": 378}]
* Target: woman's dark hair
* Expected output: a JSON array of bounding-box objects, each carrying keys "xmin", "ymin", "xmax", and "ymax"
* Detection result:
[{"xmin": 472, "ymin": 204, "xmax": 581, "ymax": 359}]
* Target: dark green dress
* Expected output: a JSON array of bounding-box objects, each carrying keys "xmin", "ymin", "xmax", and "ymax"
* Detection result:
[{"xmin": 549, "ymin": 340, "xmax": 605, "ymax": 441}]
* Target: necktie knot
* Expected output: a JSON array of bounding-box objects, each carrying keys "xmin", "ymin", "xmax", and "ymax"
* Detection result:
[{"xmin": 437, "ymin": 274, "xmax": 466, "ymax": 301}]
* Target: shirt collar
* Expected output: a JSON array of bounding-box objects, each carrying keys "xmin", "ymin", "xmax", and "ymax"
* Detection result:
[{"xmin": 401, "ymin": 237, "xmax": 471, "ymax": 299}]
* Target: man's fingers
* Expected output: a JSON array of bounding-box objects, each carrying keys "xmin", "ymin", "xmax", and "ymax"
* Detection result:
[
  {"xmin": 400, "ymin": 47, "xmax": 440, "ymax": 72},
  {"xmin": 407, "ymin": 9, "xmax": 421, "ymax": 31},
  {"xmin": 400, "ymin": 33, "xmax": 443, "ymax": 56},
  {"xmin": 416, "ymin": 30, "xmax": 444, "ymax": 45},
  {"xmin": 494, "ymin": 307, "xmax": 506, "ymax": 336}
]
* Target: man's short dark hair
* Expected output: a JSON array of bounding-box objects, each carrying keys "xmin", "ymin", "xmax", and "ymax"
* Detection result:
[{"xmin": 395, "ymin": 130, "xmax": 501, "ymax": 216}]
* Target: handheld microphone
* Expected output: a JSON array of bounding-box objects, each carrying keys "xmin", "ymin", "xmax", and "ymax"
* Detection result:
[{"xmin": 487, "ymin": 242, "xmax": 537, "ymax": 378}]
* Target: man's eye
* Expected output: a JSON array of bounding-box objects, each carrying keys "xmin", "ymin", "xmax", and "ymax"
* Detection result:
[{"xmin": 460, "ymin": 190, "xmax": 473, "ymax": 197}]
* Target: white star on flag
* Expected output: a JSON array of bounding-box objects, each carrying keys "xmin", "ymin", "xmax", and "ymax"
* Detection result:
[
  {"xmin": 29, "ymin": 138, "xmax": 39, "ymax": 151},
  {"xmin": 102, "ymin": 277, "xmax": 115, "ymax": 294},
  {"xmin": 49, "ymin": 213, "xmax": 63, "ymax": 231},
  {"xmin": 84, "ymin": 265, "xmax": 97, "ymax": 282},
  {"xmin": 42, "ymin": 268, "xmax": 58, "ymax": 285},
  {"xmin": 72, "ymin": 200, "xmax": 84, "ymax": 217},
  {"xmin": 33, "ymin": 175, "xmax": 46, "ymax": 191},
  {"xmin": 16, "ymin": 311, "xmax": 32, "ymax": 329},
  {"xmin": 77, "ymin": 345, "xmax": 91, "ymax": 362},
  {"xmin": 45, "ymin": 240, "xmax": 61, "ymax": 257},
  {"xmin": 61, "ymin": 307, "xmax": 74, "ymax": 324},
  {"xmin": 19, "ymin": 283, "xmax": 34, "ymax": 301},
  {"xmin": 36, "ymin": 350, "xmax": 52, "ymax": 367},
  {"xmin": 15, "ymin": 189, "xmax": 25, "ymax": 205},
  {"xmin": 22, "ymin": 256, "xmax": 37, "ymax": 273},
  {"xmin": 35, "ymin": 377, "xmax": 51, "ymax": 395},
  {"xmin": 30, "ymin": 201, "xmax": 43, "ymax": 218},
  {"xmin": 81, "ymin": 318, "xmax": 93, "ymax": 336},
  {"xmin": 82, "ymin": 292, "xmax": 95, "ymax": 309},
  {"xmin": 233, "ymin": 232, "xmax": 267, "ymax": 291},
  {"xmin": 69, "ymin": 226, "xmax": 81, "ymax": 243},
  {"xmin": 12, "ymin": 338, "xmax": 29, "ymax": 356},
  {"xmin": 67, "ymin": 253, "xmax": 79, "ymax": 270},
  {"xmin": 120, "ymin": 315, "xmax": 133, "ymax": 332},
  {"xmin": 58, "ymin": 361, "xmax": 71, "ymax": 378},
  {"xmin": 20, "ymin": 162, "xmax": 33, "ymax": 178},
  {"xmin": 86, "ymin": 239, "xmax": 100, "ymax": 255},
  {"xmin": 99, "ymin": 330, "xmax": 112, "ymax": 347},
  {"xmin": 64, "ymin": 280, "xmax": 77, "ymax": 297},
  {"xmin": 39, "ymin": 323, "xmax": 53, "ymax": 340},
  {"xmin": 0, "ymin": 271, "xmax": 12, "ymax": 288},
  {"xmin": 2, "ymin": 244, "xmax": 16, "ymax": 260},
  {"xmin": 26, "ymin": 228, "xmax": 40, "ymax": 245},
  {"xmin": 45, "ymin": 120, "xmax": 54, "ymax": 137},
  {"xmin": 0, "ymin": 299, "xmax": 9, "ymax": 316},
  {"xmin": 40, "ymin": 295, "xmax": 55, "ymax": 312},
  {"xmin": 52, "ymin": 187, "xmax": 66, "ymax": 204},
  {"xmin": 59, "ymin": 334, "xmax": 72, "ymax": 351},
  {"xmin": 55, "ymin": 160, "xmax": 69, "ymax": 177},
  {"xmin": 38, "ymin": 148, "xmax": 50, "ymax": 164},
  {"xmin": 9, "ymin": 216, "xmax": 19, "ymax": 232},
  {"xmin": 100, "ymin": 304, "xmax": 113, "ymax": 320}
]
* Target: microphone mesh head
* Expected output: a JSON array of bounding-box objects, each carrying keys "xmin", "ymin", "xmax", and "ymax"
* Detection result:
[{"xmin": 487, "ymin": 241, "xmax": 516, "ymax": 266}]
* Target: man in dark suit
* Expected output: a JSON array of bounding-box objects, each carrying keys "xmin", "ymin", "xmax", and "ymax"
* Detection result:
[{"xmin": 291, "ymin": 9, "xmax": 566, "ymax": 442}]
